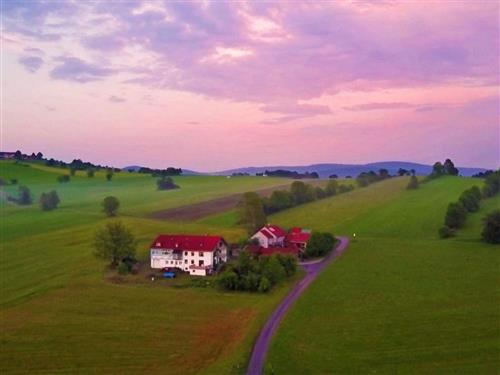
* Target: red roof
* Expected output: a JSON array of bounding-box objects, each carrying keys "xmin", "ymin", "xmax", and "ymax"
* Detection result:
[
  {"xmin": 260, "ymin": 224, "xmax": 287, "ymax": 238},
  {"xmin": 259, "ymin": 228, "xmax": 275, "ymax": 239},
  {"xmin": 287, "ymin": 232, "xmax": 311, "ymax": 244},
  {"xmin": 151, "ymin": 235, "xmax": 225, "ymax": 252},
  {"xmin": 247, "ymin": 245, "xmax": 299, "ymax": 257},
  {"xmin": 289, "ymin": 227, "xmax": 302, "ymax": 234}
]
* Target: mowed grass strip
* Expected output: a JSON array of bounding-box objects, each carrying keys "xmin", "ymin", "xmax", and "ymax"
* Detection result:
[{"xmin": 265, "ymin": 177, "xmax": 499, "ymax": 374}]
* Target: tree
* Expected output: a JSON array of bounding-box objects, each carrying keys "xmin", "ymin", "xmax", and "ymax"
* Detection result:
[
  {"xmin": 87, "ymin": 169, "xmax": 95, "ymax": 178},
  {"xmin": 438, "ymin": 226, "xmax": 455, "ymax": 239},
  {"xmin": 36, "ymin": 152, "xmax": 43, "ymax": 160},
  {"xmin": 157, "ymin": 176, "xmax": 179, "ymax": 190},
  {"xmin": 305, "ymin": 232, "xmax": 335, "ymax": 258},
  {"xmin": 325, "ymin": 179, "xmax": 338, "ymax": 196},
  {"xmin": 481, "ymin": 210, "xmax": 500, "ymax": 244},
  {"xmin": 102, "ymin": 196, "xmax": 120, "ymax": 217},
  {"xmin": 443, "ymin": 158, "xmax": 459, "ymax": 176},
  {"xmin": 238, "ymin": 192, "xmax": 267, "ymax": 235},
  {"xmin": 57, "ymin": 174, "xmax": 70, "ymax": 183},
  {"xmin": 290, "ymin": 181, "xmax": 310, "ymax": 204},
  {"xmin": 431, "ymin": 162, "xmax": 444, "ymax": 177},
  {"xmin": 14, "ymin": 150, "xmax": 22, "ymax": 160},
  {"xmin": 266, "ymin": 190, "xmax": 294, "ymax": 213},
  {"xmin": 482, "ymin": 170, "xmax": 500, "ymax": 197},
  {"xmin": 70, "ymin": 168, "xmax": 76, "ymax": 176},
  {"xmin": 444, "ymin": 202, "xmax": 467, "ymax": 229},
  {"xmin": 458, "ymin": 189, "xmax": 480, "ymax": 212},
  {"xmin": 39, "ymin": 190, "xmax": 60, "ymax": 211},
  {"xmin": 17, "ymin": 185, "xmax": 32, "ymax": 205},
  {"xmin": 93, "ymin": 221, "xmax": 137, "ymax": 267},
  {"xmin": 261, "ymin": 255, "xmax": 286, "ymax": 286},
  {"xmin": 406, "ymin": 175, "xmax": 419, "ymax": 190},
  {"xmin": 398, "ymin": 168, "xmax": 409, "ymax": 176},
  {"xmin": 315, "ymin": 186, "xmax": 326, "ymax": 199},
  {"xmin": 378, "ymin": 169, "xmax": 390, "ymax": 179},
  {"xmin": 106, "ymin": 170, "xmax": 113, "ymax": 181}
]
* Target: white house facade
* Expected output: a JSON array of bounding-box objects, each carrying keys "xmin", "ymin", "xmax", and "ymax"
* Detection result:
[
  {"xmin": 251, "ymin": 225, "xmax": 287, "ymax": 248},
  {"xmin": 150, "ymin": 234, "xmax": 228, "ymax": 276}
]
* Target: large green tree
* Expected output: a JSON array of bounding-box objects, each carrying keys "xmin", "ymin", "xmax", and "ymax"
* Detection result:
[
  {"xmin": 238, "ymin": 192, "xmax": 267, "ymax": 235},
  {"xmin": 94, "ymin": 221, "xmax": 137, "ymax": 267},
  {"xmin": 102, "ymin": 196, "xmax": 120, "ymax": 217},
  {"xmin": 482, "ymin": 210, "xmax": 500, "ymax": 244}
]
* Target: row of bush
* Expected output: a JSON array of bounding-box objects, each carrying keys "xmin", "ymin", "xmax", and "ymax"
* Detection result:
[
  {"xmin": 356, "ymin": 169, "xmax": 392, "ymax": 187},
  {"xmin": 439, "ymin": 170, "xmax": 499, "ymax": 240},
  {"xmin": 262, "ymin": 180, "xmax": 354, "ymax": 215},
  {"xmin": 217, "ymin": 251, "xmax": 296, "ymax": 293}
]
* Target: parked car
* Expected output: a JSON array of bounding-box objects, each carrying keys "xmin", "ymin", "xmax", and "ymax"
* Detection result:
[{"xmin": 163, "ymin": 271, "xmax": 176, "ymax": 279}]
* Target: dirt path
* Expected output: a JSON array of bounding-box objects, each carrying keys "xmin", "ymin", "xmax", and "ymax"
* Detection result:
[
  {"xmin": 150, "ymin": 180, "xmax": 327, "ymax": 221},
  {"xmin": 246, "ymin": 236, "xmax": 350, "ymax": 375}
]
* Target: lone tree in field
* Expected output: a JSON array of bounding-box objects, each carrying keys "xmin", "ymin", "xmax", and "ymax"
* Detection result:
[
  {"xmin": 102, "ymin": 196, "xmax": 120, "ymax": 217},
  {"xmin": 106, "ymin": 169, "xmax": 113, "ymax": 181},
  {"xmin": 407, "ymin": 175, "xmax": 419, "ymax": 190},
  {"xmin": 17, "ymin": 185, "xmax": 32, "ymax": 205},
  {"xmin": 157, "ymin": 176, "xmax": 179, "ymax": 190},
  {"xmin": 482, "ymin": 210, "xmax": 500, "ymax": 244},
  {"xmin": 40, "ymin": 190, "xmax": 60, "ymax": 211},
  {"xmin": 238, "ymin": 192, "xmax": 267, "ymax": 235},
  {"xmin": 94, "ymin": 221, "xmax": 137, "ymax": 267}
]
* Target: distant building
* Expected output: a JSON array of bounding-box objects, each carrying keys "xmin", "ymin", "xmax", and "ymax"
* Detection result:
[
  {"xmin": 251, "ymin": 224, "xmax": 287, "ymax": 248},
  {"xmin": 150, "ymin": 234, "xmax": 228, "ymax": 276},
  {"xmin": 286, "ymin": 227, "xmax": 312, "ymax": 250}
]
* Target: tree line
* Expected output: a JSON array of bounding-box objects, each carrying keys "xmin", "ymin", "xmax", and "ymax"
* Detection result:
[
  {"xmin": 262, "ymin": 169, "xmax": 319, "ymax": 179},
  {"xmin": 439, "ymin": 169, "xmax": 499, "ymax": 243}
]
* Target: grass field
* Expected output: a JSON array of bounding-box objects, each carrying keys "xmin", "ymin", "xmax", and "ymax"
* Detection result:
[
  {"xmin": 265, "ymin": 176, "xmax": 500, "ymax": 374},
  {"xmin": 0, "ymin": 161, "xmax": 299, "ymax": 374},
  {"xmin": 2, "ymin": 161, "xmax": 498, "ymax": 374}
]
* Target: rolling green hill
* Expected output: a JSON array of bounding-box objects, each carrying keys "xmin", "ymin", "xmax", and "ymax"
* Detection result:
[{"xmin": 265, "ymin": 176, "xmax": 499, "ymax": 374}]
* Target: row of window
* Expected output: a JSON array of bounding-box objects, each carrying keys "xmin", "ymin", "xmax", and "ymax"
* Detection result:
[
  {"xmin": 152, "ymin": 249, "xmax": 205, "ymax": 257},
  {"xmin": 165, "ymin": 259, "xmax": 205, "ymax": 266}
]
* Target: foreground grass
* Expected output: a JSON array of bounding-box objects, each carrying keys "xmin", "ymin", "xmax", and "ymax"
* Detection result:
[{"xmin": 265, "ymin": 177, "xmax": 499, "ymax": 374}]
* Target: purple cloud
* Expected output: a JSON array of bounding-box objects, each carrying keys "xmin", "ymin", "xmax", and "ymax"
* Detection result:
[
  {"xmin": 18, "ymin": 56, "xmax": 44, "ymax": 73},
  {"xmin": 50, "ymin": 57, "xmax": 115, "ymax": 83}
]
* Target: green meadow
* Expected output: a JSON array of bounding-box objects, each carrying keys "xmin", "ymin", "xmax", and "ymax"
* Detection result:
[
  {"xmin": 265, "ymin": 177, "xmax": 499, "ymax": 374},
  {"xmin": 1, "ymin": 161, "xmax": 498, "ymax": 374}
]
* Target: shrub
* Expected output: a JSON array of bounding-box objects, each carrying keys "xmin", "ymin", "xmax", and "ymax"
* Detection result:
[
  {"xmin": 257, "ymin": 276, "xmax": 271, "ymax": 293},
  {"xmin": 157, "ymin": 176, "xmax": 179, "ymax": 190},
  {"xmin": 276, "ymin": 254, "xmax": 297, "ymax": 276},
  {"xmin": 10, "ymin": 178, "xmax": 18, "ymax": 185},
  {"xmin": 17, "ymin": 185, "xmax": 32, "ymax": 205},
  {"xmin": 325, "ymin": 179, "xmax": 338, "ymax": 196},
  {"xmin": 217, "ymin": 270, "xmax": 239, "ymax": 290},
  {"xmin": 106, "ymin": 170, "xmax": 113, "ymax": 181},
  {"xmin": 306, "ymin": 232, "xmax": 335, "ymax": 258},
  {"xmin": 458, "ymin": 189, "xmax": 480, "ymax": 212},
  {"xmin": 39, "ymin": 190, "xmax": 60, "ymax": 211},
  {"xmin": 438, "ymin": 226, "xmax": 455, "ymax": 239},
  {"xmin": 261, "ymin": 256, "xmax": 286, "ymax": 285},
  {"xmin": 57, "ymin": 174, "xmax": 70, "ymax": 183},
  {"xmin": 94, "ymin": 221, "xmax": 137, "ymax": 267},
  {"xmin": 87, "ymin": 169, "xmax": 95, "ymax": 178},
  {"xmin": 102, "ymin": 196, "xmax": 120, "ymax": 217},
  {"xmin": 482, "ymin": 210, "xmax": 500, "ymax": 244},
  {"xmin": 70, "ymin": 168, "xmax": 76, "ymax": 176},
  {"xmin": 444, "ymin": 202, "xmax": 467, "ymax": 229},
  {"xmin": 406, "ymin": 175, "xmax": 419, "ymax": 190},
  {"xmin": 338, "ymin": 185, "xmax": 354, "ymax": 194}
]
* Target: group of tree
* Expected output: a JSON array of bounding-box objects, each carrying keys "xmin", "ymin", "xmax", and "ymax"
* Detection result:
[
  {"xmin": 263, "ymin": 169, "xmax": 319, "ymax": 179},
  {"xmin": 232, "ymin": 172, "xmax": 250, "ymax": 177},
  {"xmin": 93, "ymin": 221, "xmax": 137, "ymax": 274},
  {"xmin": 137, "ymin": 167, "xmax": 182, "ymax": 176},
  {"xmin": 356, "ymin": 169, "xmax": 391, "ymax": 188},
  {"xmin": 304, "ymin": 232, "xmax": 336, "ymax": 258},
  {"xmin": 217, "ymin": 251, "xmax": 296, "ymax": 293},
  {"xmin": 398, "ymin": 168, "xmax": 416, "ymax": 176},
  {"xmin": 238, "ymin": 192, "xmax": 267, "ymax": 235},
  {"xmin": 157, "ymin": 176, "xmax": 179, "ymax": 190},
  {"xmin": 13, "ymin": 150, "xmax": 43, "ymax": 161},
  {"xmin": 472, "ymin": 170, "xmax": 496, "ymax": 178},
  {"xmin": 14, "ymin": 185, "xmax": 33, "ymax": 205},
  {"xmin": 263, "ymin": 180, "xmax": 353, "ymax": 215},
  {"xmin": 39, "ymin": 191, "xmax": 60, "ymax": 211},
  {"xmin": 439, "ymin": 170, "xmax": 499, "ymax": 239},
  {"xmin": 429, "ymin": 158, "xmax": 459, "ymax": 179}
]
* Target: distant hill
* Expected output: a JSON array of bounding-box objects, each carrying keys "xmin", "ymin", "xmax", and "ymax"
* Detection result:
[{"xmin": 213, "ymin": 161, "xmax": 487, "ymax": 178}]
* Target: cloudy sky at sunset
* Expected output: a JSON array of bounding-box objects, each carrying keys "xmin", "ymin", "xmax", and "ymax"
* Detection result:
[{"xmin": 2, "ymin": 1, "xmax": 499, "ymax": 171}]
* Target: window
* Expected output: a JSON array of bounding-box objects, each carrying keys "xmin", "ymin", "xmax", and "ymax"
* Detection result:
[
  {"xmin": 199, "ymin": 260, "xmax": 204, "ymax": 266},
  {"xmin": 191, "ymin": 252, "xmax": 194, "ymax": 256},
  {"xmin": 184, "ymin": 251, "xmax": 187, "ymax": 256},
  {"xmin": 191, "ymin": 260, "xmax": 194, "ymax": 264},
  {"xmin": 184, "ymin": 259, "xmax": 188, "ymax": 264},
  {"xmin": 199, "ymin": 252, "xmax": 203, "ymax": 257}
]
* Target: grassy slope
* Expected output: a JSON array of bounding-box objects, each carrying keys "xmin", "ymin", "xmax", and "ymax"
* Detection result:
[
  {"xmin": 0, "ymin": 162, "xmax": 298, "ymax": 374},
  {"xmin": 265, "ymin": 177, "xmax": 499, "ymax": 374}
]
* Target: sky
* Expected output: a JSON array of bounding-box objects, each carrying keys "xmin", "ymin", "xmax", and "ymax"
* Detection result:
[{"xmin": 1, "ymin": 0, "xmax": 499, "ymax": 171}]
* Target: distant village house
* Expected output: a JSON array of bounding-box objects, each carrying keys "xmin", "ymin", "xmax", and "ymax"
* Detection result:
[{"xmin": 249, "ymin": 224, "xmax": 312, "ymax": 258}]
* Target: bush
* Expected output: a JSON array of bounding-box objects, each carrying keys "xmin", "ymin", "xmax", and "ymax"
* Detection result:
[
  {"xmin": 438, "ymin": 226, "xmax": 455, "ymax": 239},
  {"xmin": 217, "ymin": 270, "xmax": 239, "ymax": 290},
  {"xmin": 117, "ymin": 262, "xmax": 130, "ymax": 275},
  {"xmin": 70, "ymin": 168, "xmax": 76, "ymax": 176},
  {"xmin": 305, "ymin": 232, "xmax": 335, "ymax": 258},
  {"xmin": 57, "ymin": 174, "xmax": 70, "ymax": 183},
  {"xmin": 106, "ymin": 170, "xmax": 113, "ymax": 181},
  {"xmin": 482, "ymin": 210, "xmax": 500, "ymax": 244},
  {"xmin": 406, "ymin": 175, "xmax": 419, "ymax": 190},
  {"xmin": 39, "ymin": 190, "xmax": 60, "ymax": 211},
  {"xmin": 10, "ymin": 178, "xmax": 18, "ymax": 185},
  {"xmin": 338, "ymin": 184, "xmax": 354, "ymax": 194},
  {"xmin": 102, "ymin": 196, "xmax": 120, "ymax": 217},
  {"xmin": 257, "ymin": 276, "xmax": 271, "ymax": 293},
  {"xmin": 87, "ymin": 169, "xmax": 95, "ymax": 178},
  {"xmin": 458, "ymin": 189, "xmax": 480, "ymax": 212},
  {"xmin": 17, "ymin": 185, "xmax": 32, "ymax": 205},
  {"xmin": 325, "ymin": 180, "xmax": 338, "ymax": 196},
  {"xmin": 276, "ymin": 254, "xmax": 297, "ymax": 276},
  {"xmin": 157, "ymin": 176, "xmax": 179, "ymax": 190},
  {"xmin": 444, "ymin": 202, "xmax": 467, "ymax": 229}
]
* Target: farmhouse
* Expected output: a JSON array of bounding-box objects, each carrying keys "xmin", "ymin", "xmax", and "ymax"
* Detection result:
[
  {"xmin": 150, "ymin": 234, "xmax": 228, "ymax": 276},
  {"xmin": 251, "ymin": 224, "xmax": 287, "ymax": 248},
  {"xmin": 286, "ymin": 227, "xmax": 312, "ymax": 250}
]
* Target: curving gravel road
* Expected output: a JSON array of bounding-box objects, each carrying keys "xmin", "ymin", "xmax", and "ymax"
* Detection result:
[{"xmin": 246, "ymin": 236, "xmax": 350, "ymax": 375}]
